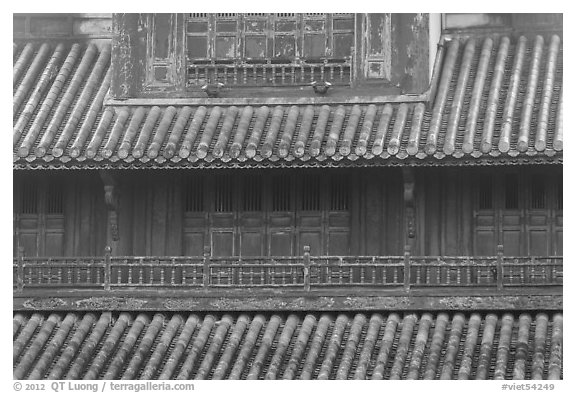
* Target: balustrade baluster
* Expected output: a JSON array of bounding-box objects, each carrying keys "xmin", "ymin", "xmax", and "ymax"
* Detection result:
[
  {"xmin": 67, "ymin": 266, "xmax": 73, "ymax": 284},
  {"xmin": 416, "ymin": 266, "xmax": 421, "ymax": 285},
  {"xmin": 393, "ymin": 266, "xmax": 398, "ymax": 284},
  {"xmin": 160, "ymin": 266, "xmax": 165, "ymax": 286},
  {"xmin": 171, "ymin": 262, "xmax": 175, "ymax": 286},
  {"xmin": 457, "ymin": 267, "xmax": 461, "ymax": 285},
  {"xmin": 57, "ymin": 267, "xmax": 62, "ymax": 284},
  {"xmin": 128, "ymin": 266, "xmax": 133, "ymax": 285}
]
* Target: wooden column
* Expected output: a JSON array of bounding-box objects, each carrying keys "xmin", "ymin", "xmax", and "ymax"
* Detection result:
[
  {"xmin": 402, "ymin": 167, "xmax": 417, "ymax": 251},
  {"xmin": 99, "ymin": 170, "xmax": 120, "ymax": 254}
]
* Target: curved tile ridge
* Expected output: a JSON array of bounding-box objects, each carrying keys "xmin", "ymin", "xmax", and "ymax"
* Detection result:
[
  {"xmin": 553, "ymin": 88, "xmax": 563, "ymax": 151},
  {"xmin": 457, "ymin": 313, "xmax": 482, "ymax": 379},
  {"xmin": 518, "ymin": 36, "xmax": 545, "ymax": 152},
  {"xmin": 64, "ymin": 312, "xmax": 112, "ymax": 379},
  {"xmin": 13, "ymin": 313, "xmax": 43, "ymax": 364},
  {"xmin": 536, "ymin": 35, "xmax": 561, "ymax": 151},
  {"xmin": 228, "ymin": 314, "xmax": 266, "ymax": 379},
  {"xmin": 494, "ymin": 313, "xmax": 515, "ymax": 380},
  {"xmin": 14, "ymin": 314, "xmax": 61, "ymax": 379},
  {"xmin": 27, "ymin": 313, "xmax": 77, "ymax": 380},
  {"xmin": 48, "ymin": 313, "xmax": 98, "ymax": 380},
  {"xmin": 406, "ymin": 312, "xmax": 433, "ymax": 380},
  {"xmin": 444, "ymin": 38, "xmax": 476, "ymax": 155},
  {"xmin": 13, "ymin": 43, "xmax": 51, "ymax": 117},
  {"xmin": 548, "ymin": 313, "xmax": 563, "ymax": 380},
  {"xmin": 426, "ymin": 38, "xmax": 460, "ymax": 155},
  {"xmin": 513, "ymin": 314, "xmax": 533, "ymax": 379},
  {"xmin": 246, "ymin": 314, "xmax": 282, "ymax": 380},
  {"xmin": 157, "ymin": 315, "xmax": 200, "ymax": 380},
  {"xmin": 265, "ymin": 314, "xmax": 299, "ymax": 379},
  {"xmin": 422, "ymin": 312, "xmax": 449, "ymax": 379},
  {"xmin": 35, "ymin": 44, "xmax": 99, "ymax": 158},
  {"xmin": 194, "ymin": 314, "xmax": 234, "ymax": 380},
  {"xmin": 481, "ymin": 36, "xmax": 510, "ymax": 154},
  {"xmin": 12, "ymin": 312, "xmax": 564, "ymax": 380},
  {"xmin": 282, "ymin": 314, "xmax": 317, "ymax": 380},
  {"xmin": 212, "ymin": 314, "xmax": 251, "ymax": 379},
  {"xmin": 14, "ymin": 43, "xmax": 66, "ymax": 144},
  {"xmin": 300, "ymin": 314, "xmax": 332, "ymax": 380},
  {"xmin": 83, "ymin": 312, "xmax": 132, "ymax": 380},
  {"xmin": 175, "ymin": 314, "xmax": 216, "ymax": 380},
  {"xmin": 13, "ymin": 43, "xmax": 35, "ymax": 86},
  {"xmin": 440, "ymin": 313, "xmax": 466, "ymax": 379},
  {"xmin": 463, "ymin": 37, "xmax": 493, "ymax": 154},
  {"xmin": 337, "ymin": 313, "xmax": 367, "ymax": 379},
  {"xmin": 389, "ymin": 314, "xmax": 417, "ymax": 379},
  {"xmin": 318, "ymin": 314, "xmax": 348, "ymax": 380},
  {"xmin": 103, "ymin": 313, "xmax": 151, "ymax": 379},
  {"xmin": 53, "ymin": 45, "xmax": 112, "ymax": 157},
  {"xmin": 371, "ymin": 313, "xmax": 400, "ymax": 380},
  {"xmin": 122, "ymin": 313, "xmax": 165, "ymax": 379},
  {"xmin": 15, "ymin": 43, "xmax": 82, "ymax": 148},
  {"xmin": 354, "ymin": 313, "xmax": 384, "ymax": 379},
  {"xmin": 69, "ymin": 67, "xmax": 112, "ymax": 158},
  {"xmin": 499, "ymin": 36, "xmax": 528, "ymax": 153},
  {"xmin": 140, "ymin": 315, "xmax": 183, "ymax": 380},
  {"xmin": 476, "ymin": 313, "xmax": 498, "ymax": 380}
]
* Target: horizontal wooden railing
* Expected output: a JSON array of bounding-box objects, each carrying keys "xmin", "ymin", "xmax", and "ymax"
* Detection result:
[{"xmin": 13, "ymin": 245, "xmax": 563, "ymax": 292}]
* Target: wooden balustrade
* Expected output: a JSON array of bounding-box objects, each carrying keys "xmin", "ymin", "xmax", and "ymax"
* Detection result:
[{"xmin": 13, "ymin": 245, "xmax": 563, "ymax": 292}]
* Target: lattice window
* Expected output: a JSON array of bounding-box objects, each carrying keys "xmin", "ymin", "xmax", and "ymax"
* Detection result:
[
  {"xmin": 19, "ymin": 182, "xmax": 38, "ymax": 214},
  {"xmin": 478, "ymin": 174, "xmax": 493, "ymax": 210},
  {"xmin": 242, "ymin": 174, "xmax": 262, "ymax": 211},
  {"xmin": 214, "ymin": 174, "xmax": 234, "ymax": 212},
  {"xmin": 330, "ymin": 175, "xmax": 349, "ymax": 211},
  {"xmin": 46, "ymin": 182, "xmax": 63, "ymax": 214},
  {"xmin": 531, "ymin": 174, "xmax": 547, "ymax": 210},
  {"xmin": 504, "ymin": 174, "xmax": 519, "ymax": 210},
  {"xmin": 184, "ymin": 176, "xmax": 204, "ymax": 212},
  {"xmin": 301, "ymin": 174, "xmax": 321, "ymax": 211},
  {"xmin": 185, "ymin": 13, "xmax": 354, "ymax": 87},
  {"xmin": 272, "ymin": 174, "xmax": 291, "ymax": 212}
]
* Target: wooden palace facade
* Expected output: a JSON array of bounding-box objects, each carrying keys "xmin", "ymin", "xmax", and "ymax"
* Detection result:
[{"xmin": 13, "ymin": 13, "xmax": 563, "ymax": 380}]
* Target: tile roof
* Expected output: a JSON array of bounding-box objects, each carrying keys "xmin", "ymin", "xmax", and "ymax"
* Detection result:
[
  {"xmin": 14, "ymin": 311, "xmax": 562, "ymax": 380},
  {"xmin": 13, "ymin": 33, "xmax": 562, "ymax": 169}
]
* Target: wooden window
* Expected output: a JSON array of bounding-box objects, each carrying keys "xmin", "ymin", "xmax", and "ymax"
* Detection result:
[
  {"xmin": 184, "ymin": 176, "xmax": 204, "ymax": 212},
  {"xmin": 478, "ymin": 174, "xmax": 493, "ymax": 210},
  {"xmin": 46, "ymin": 182, "xmax": 63, "ymax": 214},
  {"xmin": 19, "ymin": 182, "xmax": 38, "ymax": 214},
  {"xmin": 185, "ymin": 13, "xmax": 354, "ymax": 87},
  {"xmin": 214, "ymin": 174, "xmax": 234, "ymax": 212},
  {"xmin": 504, "ymin": 174, "xmax": 519, "ymax": 210},
  {"xmin": 242, "ymin": 174, "xmax": 262, "ymax": 211},
  {"xmin": 301, "ymin": 174, "xmax": 321, "ymax": 211},
  {"xmin": 531, "ymin": 174, "xmax": 547, "ymax": 210},
  {"xmin": 149, "ymin": 14, "xmax": 174, "ymax": 84},
  {"xmin": 330, "ymin": 175, "xmax": 350, "ymax": 211},
  {"xmin": 272, "ymin": 174, "xmax": 291, "ymax": 212}
]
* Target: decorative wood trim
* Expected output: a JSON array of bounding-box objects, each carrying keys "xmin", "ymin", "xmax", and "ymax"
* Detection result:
[
  {"xmin": 99, "ymin": 170, "xmax": 120, "ymax": 241},
  {"xmin": 402, "ymin": 167, "xmax": 416, "ymax": 239},
  {"xmin": 13, "ymin": 292, "xmax": 562, "ymax": 312}
]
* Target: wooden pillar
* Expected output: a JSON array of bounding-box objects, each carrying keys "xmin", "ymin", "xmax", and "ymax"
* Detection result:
[
  {"xmin": 99, "ymin": 170, "xmax": 120, "ymax": 254},
  {"xmin": 402, "ymin": 167, "xmax": 417, "ymax": 252}
]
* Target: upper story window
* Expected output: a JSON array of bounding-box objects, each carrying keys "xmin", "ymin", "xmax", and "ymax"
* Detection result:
[
  {"xmin": 111, "ymin": 13, "xmax": 433, "ymax": 98},
  {"xmin": 185, "ymin": 13, "xmax": 355, "ymax": 87}
]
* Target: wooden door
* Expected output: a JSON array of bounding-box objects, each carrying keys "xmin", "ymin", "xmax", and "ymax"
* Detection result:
[{"xmin": 14, "ymin": 177, "xmax": 64, "ymax": 257}]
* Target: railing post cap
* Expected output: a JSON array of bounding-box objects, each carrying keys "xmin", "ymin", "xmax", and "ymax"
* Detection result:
[
  {"xmin": 404, "ymin": 244, "xmax": 411, "ymax": 253},
  {"xmin": 104, "ymin": 246, "xmax": 112, "ymax": 254},
  {"xmin": 303, "ymin": 245, "xmax": 310, "ymax": 253},
  {"xmin": 497, "ymin": 244, "xmax": 504, "ymax": 253}
]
